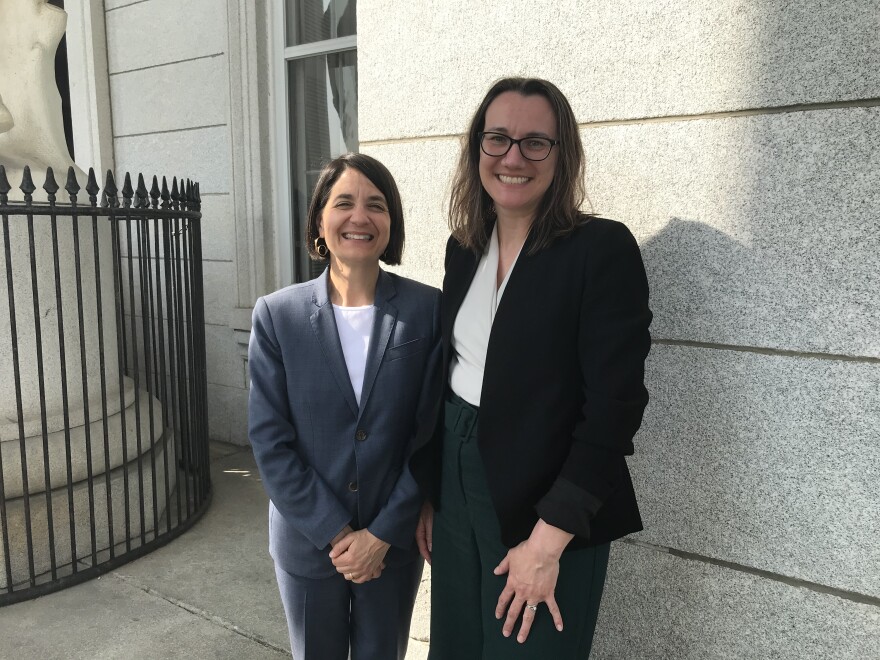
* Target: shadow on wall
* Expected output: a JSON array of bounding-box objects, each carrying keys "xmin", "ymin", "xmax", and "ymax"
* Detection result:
[
  {"xmin": 640, "ymin": 216, "xmax": 762, "ymax": 346},
  {"xmin": 634, "ymin": 217, "xmax": 764, "ymax": 552},
  {"xmin": 626, "ymin": 216, "xmax": 879, "ymax": 594}
]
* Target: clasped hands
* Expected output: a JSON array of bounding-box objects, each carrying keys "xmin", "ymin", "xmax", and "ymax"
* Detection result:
[{"xmin": 329, "ymin": 525, "xmax": 390, "ymax": 584}]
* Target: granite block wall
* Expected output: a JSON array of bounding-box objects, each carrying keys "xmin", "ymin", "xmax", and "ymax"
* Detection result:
[
  {"xmin": 104, "ymin": 0, "xmax": 249, "ymax": 445},
  {"xmin": 358, "ymin": 0, "xmax": 880, "ymax": 656}
]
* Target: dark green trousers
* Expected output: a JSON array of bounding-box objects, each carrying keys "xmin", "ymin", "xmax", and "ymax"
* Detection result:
[{"xmin": 429, "ymin": 395, "xmax": 610, "ymax": 660}]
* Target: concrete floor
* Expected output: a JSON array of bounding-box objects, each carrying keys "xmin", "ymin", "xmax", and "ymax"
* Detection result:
[{"xmin": 0, "ymin": 442, "xmax": 431, "ymax": 659}]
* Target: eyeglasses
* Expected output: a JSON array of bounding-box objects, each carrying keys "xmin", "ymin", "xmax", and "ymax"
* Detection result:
[{"xmin": 478, "ymin": 131, "xmax": 560, "ymax": 162}]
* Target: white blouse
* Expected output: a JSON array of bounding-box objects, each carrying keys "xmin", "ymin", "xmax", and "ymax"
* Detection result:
[
  {"xmin": 449, "ymin": 224, "xmax": 525, "ymax": 407},
  {"xmin": 332, "ymin": 304, "xmax": 376, "ymax": 406}
]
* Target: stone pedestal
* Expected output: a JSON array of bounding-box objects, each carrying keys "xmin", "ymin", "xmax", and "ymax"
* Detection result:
[{"xmin": 0, "ymin": 401, "xmax": 175, "ymax": 588}]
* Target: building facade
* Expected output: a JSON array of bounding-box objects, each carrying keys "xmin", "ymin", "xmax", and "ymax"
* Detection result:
[{"xmin": 63, "ymin": 0, "xmax": 879, "ymax": 657}]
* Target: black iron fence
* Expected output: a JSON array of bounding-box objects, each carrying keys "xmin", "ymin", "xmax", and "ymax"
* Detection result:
[{"xmin": 0, "ymin": 165, "xmax": 211, "ymax": 605}]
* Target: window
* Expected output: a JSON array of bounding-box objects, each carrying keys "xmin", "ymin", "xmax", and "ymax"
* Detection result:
[{"xmin": 273, "ymin": 0, "xmax": 358, "ymax": 284}]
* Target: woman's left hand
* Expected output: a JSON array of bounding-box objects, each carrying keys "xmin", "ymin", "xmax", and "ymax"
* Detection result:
[
  {"xmin": 493, "ymin": 520, "xmax": 573, "ymax": 643},
  {"xmin": 329, "ymin": 529, "xmax": 391, "ymax": 584}
]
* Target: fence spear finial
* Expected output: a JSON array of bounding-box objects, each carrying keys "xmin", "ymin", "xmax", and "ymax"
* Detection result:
[
  {"xmin": 160, "ymin": 176, "xmax": 170, "ymax": 209},
  {"xmin": 21, "ymin": 165, "xmax": 36, "ymax": 204},
  {"xmin": 170, "ymin": 177, "xmax": 180, "ymax": 208},
  {"xmin": 44, "ymin": 167, "xmax": 59, "ymax": 205},
  {"xmin": 122, "ymin": 172, "xmax": 134, "ymax": 208},
  {"xmin": 0, "ymin": 165, "xmax": 10, "ymax": 204},
  {"xmin": 86, "ymin": 167, "xmax": 100, "ymax": 206},
  {"xmin": 135, "ymin": 173, "xmax": 149, "ymax": 209},
  {"xmin": 65, "ymin": 166, "xmax": 80, "ymax": 201},
  {"xmin": 150, "ymin": 175, "xmax": 161, "ymax": 209},
  {"xmin": 103, "ymin": 170, "xmax": 119, "ymax": 208}
]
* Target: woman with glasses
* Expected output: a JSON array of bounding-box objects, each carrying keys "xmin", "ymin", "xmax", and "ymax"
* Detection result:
[
  {"xmin": 249, "ymin": 153, "xmax": 441, "ymax": 660},
  {"xmin": 411, "ymin": 78, "xmax": 652, "ymax": 659}
]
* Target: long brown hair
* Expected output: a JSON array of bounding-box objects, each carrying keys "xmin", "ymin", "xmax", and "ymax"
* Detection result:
[{"xmin": 448, "ymin": 77, "xmax": 588, "ymax": 254}]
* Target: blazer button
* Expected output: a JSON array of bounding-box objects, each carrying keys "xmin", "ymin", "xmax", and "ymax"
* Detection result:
[
  {"xmin": 355, "ymin": 429, "xmax": 368, "ymax": 441},
  {"xmin": 348, "ymin": 481, "xmax": 358, "ymax": 492}
]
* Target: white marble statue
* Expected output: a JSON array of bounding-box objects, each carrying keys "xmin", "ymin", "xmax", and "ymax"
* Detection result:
[
  {"xmin": 0, "ymin": 0, "xmax": 85, "ymax": 192},
  {"xmin": 0, "ymin": 92, "xmax": 13, "ymax": 134}
]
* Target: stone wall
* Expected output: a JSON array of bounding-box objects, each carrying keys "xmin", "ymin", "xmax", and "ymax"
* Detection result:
[
  {"xmin": 357, "ymin": 1, "xmax": 880, "ymax": 657},
  {"xmin": 103, "ymin": 0, "xmax": 270, "ymax": 448}
]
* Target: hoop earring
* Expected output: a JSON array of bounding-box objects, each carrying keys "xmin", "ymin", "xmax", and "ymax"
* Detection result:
[{"xmin": 314, "ymin": 237, "xmax": 329, "ymax": 258}]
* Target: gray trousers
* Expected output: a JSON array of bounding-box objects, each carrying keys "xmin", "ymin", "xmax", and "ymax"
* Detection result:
[{"xmin": 274, "ymin": 559, "xmax": 423, "ymax": 660}]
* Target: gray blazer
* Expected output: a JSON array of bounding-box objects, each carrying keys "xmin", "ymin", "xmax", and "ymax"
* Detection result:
[{"xmin": 248, "ymin": 269, "xmax": 441, "ymax": 579}]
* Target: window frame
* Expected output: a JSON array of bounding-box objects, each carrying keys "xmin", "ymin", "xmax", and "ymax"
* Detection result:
[{"xmin": 270, "ymin": 2, "xmax": 358, "ymax": 286}]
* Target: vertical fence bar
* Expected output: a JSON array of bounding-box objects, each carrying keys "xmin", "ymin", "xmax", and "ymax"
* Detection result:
[
  {"xmin": 113, "ymin": 175, "xmax": 133, "ymax": 553},
  {"xmin": 180, "ymin": 197, "xmax": 197, "ymax": 512},
  {"xmin": 187, "ymin": 183, "xmax": 207, "ymax": 503},
  {"xmin": 129, "ymin": 175, "xmax": 147, "ymax": 545},
  {"xmin": 138, "ymin": 180, "xmax": 158, "ymax": 540},
  {"xmin": 68, "ymin": 169, "xmax": 98, "ymax": 568},
  {"xmin": 171, "ymin": 181, "xmax": 192, "ymax": 518},
  {"xmin": 183, "ymin": 193, "xmax": 199, "ymax": 504},
  {"xmin": 186, "ymin": 184, "xmax": 208, "ymax": 504},
  {"xmin": 28, "ymin": 171, "xmax": 57, "ymax": 580},
  {"xmin": 162, "ymin": 197, "xmax": 183, "ymax": 525},
  {"xmin": 147, "ymin": 179, "xmax": 162, "ymax": 400},
  {"xmin": 87, "ymin": 169, "xmax": 115, "ymax": 562},
  {"xmin": 14, "ymin": 168, "xmax": 38, "ymax": 586},
  {"xmin": 0, "ymin": 167, "xmax": 18, "ymax": 591},
  {"xmin": 47, "ymin": 170, "xmax": 77, "ymax": 578},
  {"xmin": 156, "ymin": 179, "xmax": 172, "ymax": 534}
]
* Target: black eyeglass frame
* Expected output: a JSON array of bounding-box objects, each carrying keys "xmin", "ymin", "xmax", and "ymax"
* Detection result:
[{"xmin": 477, "ymin": 131, "xmax": 561, "ymax": 162}]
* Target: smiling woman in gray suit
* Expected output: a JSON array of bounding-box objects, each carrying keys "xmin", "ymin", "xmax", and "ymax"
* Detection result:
[{"xmin": 248, "ymin": 153, "xmax": 441, "ymax": 660}]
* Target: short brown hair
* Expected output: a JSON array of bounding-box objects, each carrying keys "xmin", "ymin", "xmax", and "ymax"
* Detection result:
[
  {"xmin": 305, "ymin": 153, "xmax": 406, "ymax": 265},
  {"xmin": 448, "ymin": 77, "xmax": 589, "ymax": 254}
]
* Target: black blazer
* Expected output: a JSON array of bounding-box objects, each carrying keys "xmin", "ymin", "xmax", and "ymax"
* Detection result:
[{"xmin": 411, "ymin": 217, "xmax": 652, "ymax": 549}]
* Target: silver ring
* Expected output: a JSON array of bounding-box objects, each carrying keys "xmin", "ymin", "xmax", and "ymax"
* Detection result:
[{"xmin": 526, "ymin": 603, "xmax": 538, "ymax": 612}]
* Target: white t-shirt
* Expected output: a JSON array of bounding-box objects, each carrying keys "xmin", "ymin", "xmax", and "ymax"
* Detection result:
[
  {"xmin": 449, "ymin": 224, "xmax": 525, "ymax": 406},
  {"xmin": 332, "ymin": 304, "xmax": 376, "ymax": 406}
]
